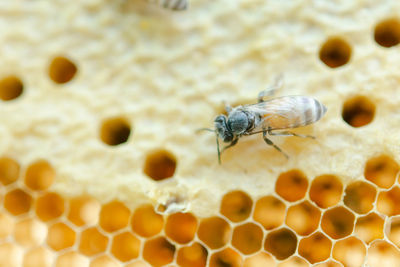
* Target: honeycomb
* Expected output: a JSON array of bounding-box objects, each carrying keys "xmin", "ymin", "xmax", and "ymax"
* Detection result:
[{"xmin": 2, "ymin": 0, "xmax": 400, "ymax": 266}]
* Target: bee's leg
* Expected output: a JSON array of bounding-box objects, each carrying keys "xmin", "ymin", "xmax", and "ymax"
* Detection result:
[
  {"xmin": 262, "ymin": 129, "xmax": 289, "ymax": 159},
  {"xmin": 257, "ymin": 74, "xmax": 284, "ymax": 103},
  {"xmin": 268, "ymin": 130, "xmax": 315, "ymax": 139},
  {"xmin": 221, "ymin": 137, "xmax": 239, "ymax": 153},
  {"xmin": 225, "ymin": 104, "xmax": 232, "ymax": 114}
]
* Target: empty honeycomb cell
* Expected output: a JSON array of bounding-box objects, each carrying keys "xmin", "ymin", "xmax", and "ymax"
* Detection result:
[
  {"xmin": 264, "ymin": 228, "xmax": 297, "ymax": 260},
  {"xmin": 243, "ymin": 252, "xmax": 275, "ymax": 267},
  {"xmin": 0, "ymin": 212, "xmax": 14, "ymax": 238},
  {"xmin": 13, "ymin": 218, "xmax": 47, "ymax": 247},
  {"xmin": 388, "ymin": 217, "xmax": 400, "ymax": 249},
  {"xmin": 126, "ymin": 260, "xmax": 151, "ymax": 267},
  {"xmin": 364, "ymin": 155, "xmax": 399, "ymax": 188},
  {"xmin": 0, "ymin": 156, "xmax": 20, "ymax": 185},
  {"xmin": 298, "ymin": 232, "xmax": 332, "ymax": 264},
  {"xmin": 4, "ymin": 188, "xmax": 33, "ymax": 216},
  {"xmin": 209, "ymin": 247, "xmax": 243, "ymax": 267},
  {"xmin": 68, "ymin": 195, "xmax": 100, "ymax": 226},
  {"xmin": 23, "ymin": 247, "xmax": 53, "ymax": 267},
  {"xmin": 131, "ymin": 203, "xmax": 163, "ymax": 237},
  {"xmin": 220, "ymin": 190, "xmax": 253, "ymax": 223},
  {"xmin": 35, "ymin": 192, "xmax": 65, "ymax": 222},
  {"xmin": 24, "ymin": 160, "xmax": 55, "ymax": 191},
  {"xmin": 313, "ymin": 260, "xmax": 343, "ymax": 267},
  {"xmin": 177, "ymin": 242, "xmax": 208, "ymax": 267},
  {"xmin": 332, "ymin": 236, "xmax": 366, "ymax": 267},
  {"xmin": 143, "ymin": 236, "xmax": 176, "ymax": 267},
  {"xmin": 0, "ymin": 75, "xmax": 23, "ymax": 101},
  {"xmin": 111, "ymin": 231, "xmax": 141, "ymax": 262},
  {"xmin": 90, "ymin": 255, "xmax": 120, "ymax": 267},
  {"xmin": 343, "ymin": 180, "xmax": 377, "ymax": 214},
  {"xmin": 321, "ymin": 206, "xmax": 355, "ymax": 239},
  {"xmin": 367, "ymin": 240, "xmax": 400, "ymax": 267},
  {"xmin": 100, "ymin": 117, "xmax": 131, "ymax": 146},
  {"xmin": 319, "ymin": 37, "xmax": 352, "ymax": 68},
  {"xmin": 165, "ymin": 212, "xmax": 197, "ymax": 244},
  {"xmin": 231, "ymin": 222, "xmax": 263, "ymax": 255},
  {"xmin": 277, "ymin": 256, "xmax": 309, "ymax": 267},
  {"xmin": 143, "ymin": 149, "xmax": 177, "ymax": 181},
  {"xmin": 374, "ymin": 18, "xmax": 400, "ymax": 47},
  {"xmin": 342, "ymin": 95, "xmax": 375, "ymax": 128},
  {"xmin": 0, "ymin": 243, "xmax": 23, "ymax": 267},
  {"xmin": 309, "ymin": 174, "xmax": 343, "ymax": 208},
  {"xmin": 354, "ymin": 212, "xmax": 384, "ymax": 244},
  {"xmin": 253, "ymin": 195, "xmax": 286, "ymax": 230},
  {"xmin": 285, "ymin": 200, "xmax": 321, "ymax": 236},
  {"xmin": 197, "ymin": 216, "xmax": 231, "ymax": 249},
  {"xmin": 275, "ymin": 169, "xmax": 308, "ymax": 202},
  {"xmin": 377, "ymin": 186, "xmax": 400, "ymax": 216},
  {"xmin": 49, "ymin": 56, "xmax": 77, "ymax": 84},
  {"xmin": 99, "ymin": 200, "xmax": 130, "ymax": 232},
  {"xmin": 55, "ymin": 251, "xmax": 89, "ymax": 267},
  {"xmin": 47, "ymin": 222, "xmax": 76, "ymax": 251},
  {"xmin": 79, "ymin": 227, "xmax": 108, "ymax": 256}
]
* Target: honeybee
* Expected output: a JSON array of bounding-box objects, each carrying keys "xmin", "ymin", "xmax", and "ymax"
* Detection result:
[
  {"xmin": 201, "ymin": 77, "xmax": 327, "ymax": 163},
  {"xmin": 149, "ymin": 0, "xmax": 188, "ymax": 10}
]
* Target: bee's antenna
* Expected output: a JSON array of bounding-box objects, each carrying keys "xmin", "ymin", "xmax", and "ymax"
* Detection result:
[
  {"xmin": 196, "ymin": 128, "xmax": 215, "ymax": 133},
  {"xmin": 216, "ymin": 133, "xmax": 221, "ymax": 164}
]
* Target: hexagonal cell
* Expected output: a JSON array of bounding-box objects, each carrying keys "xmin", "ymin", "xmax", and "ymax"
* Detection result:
[
  {"xmin": 0, "ymin": 212, "xmax": 14, "ymax": 239},
  {"xmin": 343, "ymin": 180, "xmax": 377, "ymax": 214},
  {"xmin": 4, "ymin": 188, "xmax": 33, "ymax": 216},
  {"xmin": 243, "ymin": 252, "xmax": 275, "ymax": 267},
  {"xmin": 0, "ymin": 156, "xmax": 20, "ymax": 185},
  {"xmin": 332, "ymin": 236, "xmax": 366, "ymax": 267},
  {"xmin": 143, "ymin": 149, "xmax": 177, "ymax": 181},
  {"xmin": 264, "ymin": 228, "xmax": 297, "ymax": 260},
  {"xmin": 111, "ymin": 231, "xmax": 141, "ymax": 262},
  {"xmin": 309, "ymin": 174, "xmax": 343, "ymax": 208},
  {"xmin": 14, "ymin": 218, "xmax": 47, "ymax": 247},
  {"xmin": 342, "ymin": 95, "xmax": 375, "ymax": 128},
  {"xmin": 367, "ymin": 240, "xmax": 400, "ymax": 267},
  {"xmin": 0, "ymin": 75, "xmax": 23, "ymax": 101},
  {"xmin": 354, "ymin": 212, "xmax": 384, "ymax": 244},
  {"xmin": 165, "ymin": 212, "xmax": 197, "ymax": 244},
  {"xmin": 131, "ymin": 203, "xmax": 163, "ymax": 237},
  {"xmin": 99, "ymin": 200, "xmax": 130, "ymax": 232},
  {"xmin": 0, "ymin": 243, "xmax": 23, "ymax": 267},
  {"xmin": 298, "ymin": 232, "xmax": 332, "ymax": 264},
  {"xmin": 377, "ymin": 186, "xmax": 400, "ymax": 216},
  {"xmin": 275, "ymin": 169, "xmax": 308, "ymax": 202},
  {"xmin": 220, "ymin": 190, "xmax": 253, "ymax": 223},
  {"xmin": 313, "ymin": 261, "xmax": 343, "ymax": 267},
  {"xmin": 125, "ymin": 261, "xmax": 151, "ymax": 267},
  {"xmin": 253, "ymin": 195, "xmax": 286, "ymax": 230},
  {"xmin": 23, "ymin": 247, "xmax": 53, "ymax": 267},
  {"xmin": 197, "ymin": 216, "xmax": 231, "ymax": 249},
  {"xmin": 231, "ymin": 222, "xmax": 263, "ymax": 255},
  {"xmin": 35, "ymin": 192, "xmax": 65, "ymax": 222},
  {"xmin": 177, "ymin": 242, "xmax": 208, "ymax": 267},
  {"xmin": 388, "ymin": 217, "xmax": 400, "ymax": 249},
  {"xmin": 48, "ymin": 56, "xmax": 77, "ymax": 84},
  {"xmin": 321, "ymin": 206, "xmax": 355, "ymax": 239},
  {"xmin": 90, "ymin": 255, "xmax": 119, "ymax": 267},
  {"xmin": 209, "ymin": 247, "xmax": 242, "ymax": 267},
  {"xmin": 143, "ymin": 236, "xmax": 175, "ymax": 267},
  {"xmin": 285, "ymin": 200, "xmax": 321, "ymax": 236},
  {"xmin": 24, "ymin": 160, "xmax": 55, "ymax": 191},
  {"xmin": 374, "ymin": 18, "xmax": 400, "ymax": 48},
  {"xmin": 100, "ymin": 117, "xmax": 131, "ymax": 146},
  {"xmin": 47, "ymin": 222, "xmax": 76, "ymax": 251},
  {"xmin": 319, "ymin": 36, "xmax": 352, "ymax": 68},
  {"xmin": 79, "ymin": 227, "xmax": 108, "ymax": 256},
  {"xmin": 68, "ymin": 195, "xmax": 100, "ymax": 227},
  {"xmin": 55, "ymin": 251, "xmax": 89, "ymax": 267},
  {"xmin": 277, "ymin": 256, "xmax": 308, "ymax": 267},
  {"xmin": 364, "ymin": 155, "xmax": 399, "ymax": 189}
]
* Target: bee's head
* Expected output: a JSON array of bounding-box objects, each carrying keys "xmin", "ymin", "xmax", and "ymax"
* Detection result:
[
  {"xmin": 214, "ymin": 115, "xmax": 233, "ymax": 142},
  {"xmin": 227, "ymin": 110, "xmax": 249, "ymax": 135}
]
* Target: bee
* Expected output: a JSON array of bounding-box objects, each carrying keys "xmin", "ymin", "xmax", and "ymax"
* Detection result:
[
  {"xmin": 149, "ymin": 0, "xmax": 188, "ymax": 10},
  {"xmin": 200, "ymin": 77, "xmax": 327, "ymax": 163}
]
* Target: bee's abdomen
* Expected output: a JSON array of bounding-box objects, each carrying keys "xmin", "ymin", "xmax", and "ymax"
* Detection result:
[{"xmin": 297, "ymin": 96, "xmax": 327, "ymax": 127}]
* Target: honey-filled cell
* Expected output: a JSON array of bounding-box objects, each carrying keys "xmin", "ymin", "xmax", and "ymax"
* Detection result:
[
  {"xmin": 79, "ymin": 227, "xmax": 108, "ymax": 256},
  {"xmin": 285, "ymin": 200, "xmax": 320, "ymax": 236},
  {"xmin": 343, "ymin": 180, "xmax": 377, "ymax": 214},
  {"xmin": 90, "ymin": 255, "xmax": 120, "ymax": 267},
  {"xmin": 264, "ymin": 228, "xmax": 297, "ymax": 260},
  {"xmin": 24, "ymin": 159, "xmax": 55, "ymax": 191},
  {"xmin": 13, "ymin": 218, "xmax": 47, "ymax": 247},
  {"xmin": 275, "ymin": 169, "xmax": 308, "ymax": 202},
  {"xmin": 68, "ymin": 195, "xmax": 100, "ymax": 227},
  {"xmin": 388, "ymin": 217, "xmax": 400, "ymax": 249},
  {"xmin": 0, "ymin": 212, "xmax": 14, "ymax": 239},
  {"xmin": 165, "ymin": 212, "xmax": 197, "ymax": 244},
  {"xmin": 197, "ymin": 216, "xmax": 231, "ymax": 249},
  {"xmin": 220, "ymin": 190, "xmax": 253, "ymax": 223},
  {"xmin": 177, "ymin": 242, "xmax": 208, "ymax": 267},
  {"xmin": 332, "ymin": 236, "xmax": 366, "ymax": 267},
  {"xmin": 231, "ymin": 222, "xmax": 263, "ymax": 255},
  {"xmin": 367, "ymin": 240, "xmax": 400, "ymax": 267},
  {"xmin": 354, "ymin": 212, "xmax": 384, "ymax": 244},
  {"xmin": 277, "ymin": 256, "xmax": 309, "ymax": 267},
  {"xmin": 0, "ymin": 156, "xmax": 20, "ymax": 185},
  {"xmin": 298, "ymin": 232, "xmax": 332, "ymax": 264},
  {"xmin": 253, "ymin": 195, "xmax": 286, "ymax": 230},
  {"xmin": 47, "ymin": 222, "xmax": 76, "ymax": 251},
  {"xmin": 243, "ymin": 252, "xmax": 275, "ymax": 267},
  {"xmin": 377, "ymin": 186, "xmax": 400, "ymax": 216},
  {"xmin": 4, "ymin": 189, "xmax": 33, "ymax": 216},
  {"xmin": 309, "ymin": 174, "xmax": 343, "ymax": 208},
  {"xmin": 321, "ymin": 206, "xmax": 355, "ymax": 239},
  {"xmin": 35, "ymin": 192, "xmax": 65, "ymax": 222},
  {"xmin": 209, "ymin": 247, "xmax": 243, "ymax": 267},
  {"xmin": 131, "ymin": 203, "xmax": 164, "ymax": 237},
  {"xmin": 111, "ymin": 231, "xmax": 141, "ymax": 262},
  {"xmin": 23, "ymin": 247, "xmax": 53, "ymax": 267},
  {"xmin": 142, "ymin": 236, "xmax": 175, "ymax": 267},
  {"xmin": 364, "ymin": 155, "xmax": 399, "ymax": 189},
  {"xmin": 99, "ymin": 200, "xmax": 130, "ymax": 232}
]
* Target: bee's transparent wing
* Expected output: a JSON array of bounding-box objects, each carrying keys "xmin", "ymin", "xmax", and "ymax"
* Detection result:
[{"xmin": 257, "ymin": 74, "xmax": 284, "ymax": 102}]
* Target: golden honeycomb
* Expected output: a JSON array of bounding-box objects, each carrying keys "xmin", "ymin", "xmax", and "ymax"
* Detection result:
[{"xmin": 2, "ymin": 1, "xmax": 400, "ymax": 266}]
